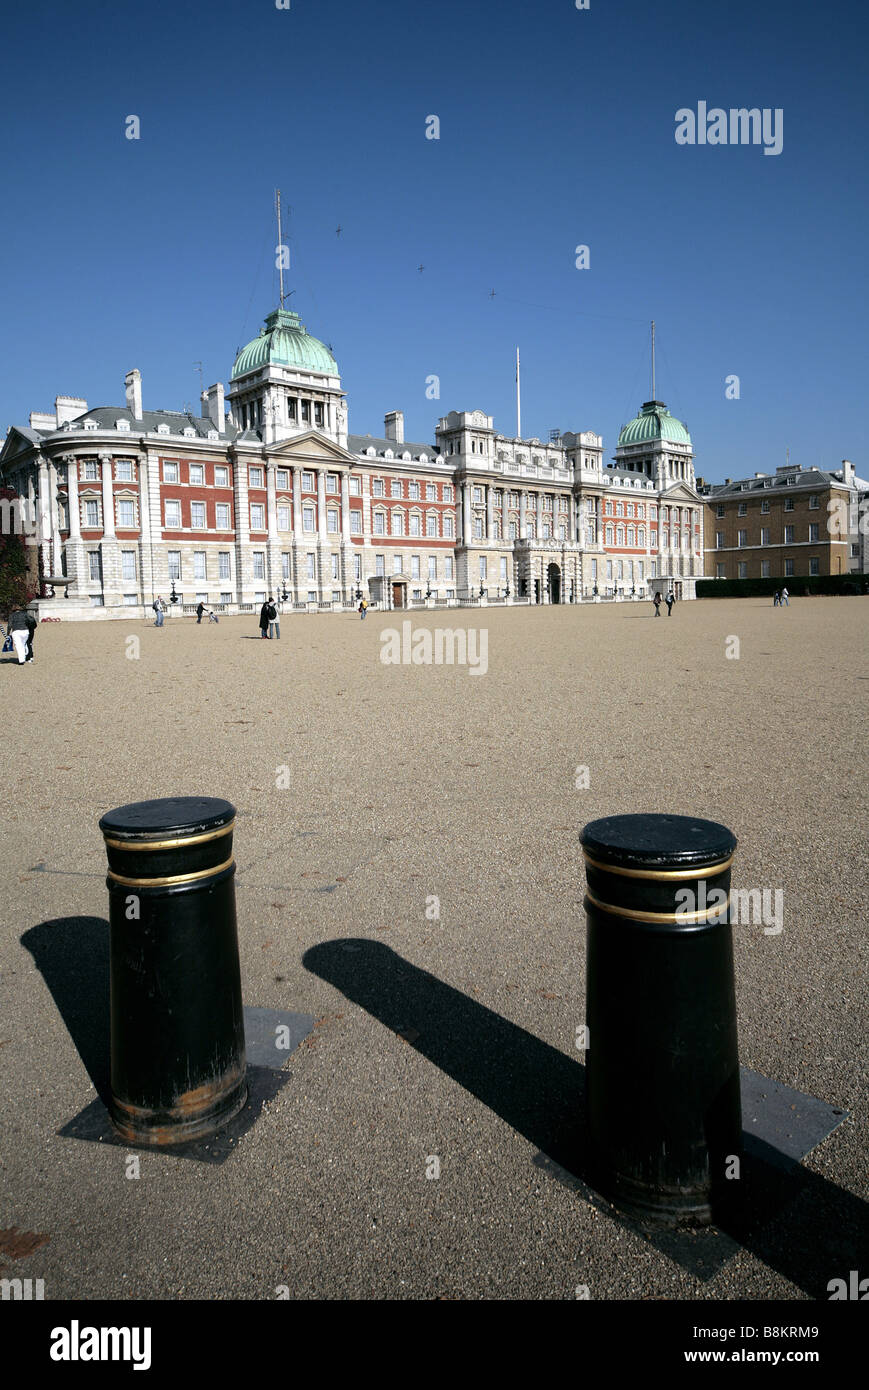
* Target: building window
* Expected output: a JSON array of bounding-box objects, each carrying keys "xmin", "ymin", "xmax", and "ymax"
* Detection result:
[
  {"xmin": 375, "ymin": 554, "xmax": 385, "ymax": 576},
  {"xmin": 784, "ymin": 525, "xmax": 795, "ymax": 543},
  {"xmin": 326, "ymin": 473, "xmax": 338, "ymax": 494},
  {"xmin": 809, "ymin": 557, "xmax": 820, "ymax": 575},
  {"xmin": 784, "ymin": 498, "xmax": 794, "ymax": 511},
  {"xmin": 737, "ymin": 529, "xmax": 747, "ymax": 547},
  {"xmin": 785, "ymin": 559, "xmax": 794, "ymax": 576},
  {"xmin": 282, "ymin": 553, "xmax": 291, "ymax": 580},
  {"xmin": 808, "ymin": 523, "xmax": 819, "ymax": 542},
  {"xmin": 737, "ymin": 561, "xmax": 748, "ymax": 579},
  {"xmin": 350, "ymin": 510, "xmax": 362, "ymax": 533},
  {"xmin": 83, "ymin": 460, "xmax": 99, "ymax": 481},
  {"xmin": 216, "ymin": 503, "xmax": 231, "ymax": 530},
  {"xmin": 809, "ymin": 494, "xmax": 820, "ymax": 509},
  {"xmin": 408, "ymin": 481, "xmax": 420, "ymax": 500},
  {"xmin": 249, "ymin": 467, "xmax": 264, "ymax": 488},
  {"xmin": 354, "ymin": 554, "xmax": 361, "ymax": 581},
  {"xmin": 638, "ymin": 526, "xmax": 645, "ymax": 546},
  {"xmin": 761, "ymin": 528, "xmax": 770, "ymax": 546},
  {"xmin": 314, "ymin": 404, "xmax": 324, "ymax": 427},
  {"xmin": 277, "ymin": 504, "xmax": 291, "ymax": 531},
  {"xmin": 302, "ymin": 471, "xmax": 314, "ymax": 492},
  {"xmin": 168, "ymin": 551, "xmax": 181, "ymax": 580},
  {"xmin": 409, "ymin": 513, "xmax": 421, "ymax": 537},
  {"xmin": 326, "ymin": 508, "xmax": 339, "ymax": 533},
  {"xmin": 411, "ymin": 556, "xmax": 420, "ymax": 579},
  {"xmin": 373, "ymin": 511, "xmax": 386, "ymax": 536},
  {"xmin": 444, "ymin": 516, "xmax": 455, "ymax": 538},
  {"xmin": 443, "ymin": 485, "xmax": 454, "ymax": 503},
  {"xmin": 605, "ymin": 525, "xmax": 613, "ymax": 545},
  {"xmin": 123, "ymin": 593, "xmax": 138, "ymax": 606},
  {"xmin": 428, "ymin": 556, "xmax": 437, "ymax": 580},
  {"xmin": 761, "ymin": 499, "xmax": 770, "ymax": 513},
  {"xmin": 218, "ymin": 552, "xmax": 231, "ymax": 579},
  {"xmin": 391, "ymin": 479, "xmax": 403, "ymax": 498},
  {"xmin": 761, "ymin": 560, "xmax": 771, "ymax": 577},
  {"xmin": 252, "ymin": 552, "xmax": 265, "ymax": 579},
  {"xmin": 425, "ymin": 513, "xmax": 437, "ymax": 537},
  {"xmin": 190, "ymin": 463, "xmax": 204, "ymax": 485},
  {"xmin": 393, "ymin": 555, "xmax": 402, "ymax": 574},
  {"xmin": 331, "ymin": 554, "xmax": 339, "ymax": 580},
  {"xmin": 165, "ymin": 500, "xmax": 181, "ymax": 528},
  {"xmin": 474, "ymin": 518, "xmax": 483, "ymax": 540},
  {"xmin": 738, "ymin": 502, "xmax": 747, "ymax": 516},
  {"xmin": 287, "ymin": 399, "xmax": 297, "ymax": 421},
  {"xmin": 191, "ymin": 502, "xmax": 207, "ymax": 529},
  {"xmin": 716, "ymin": 531, "xmax": 725, "ymax": 548},
  {"xmin": 90, "ymin": 594, "xmax": 104, "ymax": 607},
  {"xmin": 276, "ymin": 469, "xmax": 289, "ymax": 491},
  {"xmin": 83, "ymin": 499, "xmax": 100, "ymax": 527},
  {"xmin": 349, "ymin": 476, "xmax": 361, "ymax": 495},
  {"xmin": 163, "ymin": 461, "xmax": 179, "ymax": 483},
  {"xmin": 116, "ymin": 459, "xmax": 133, "ymax": 482},
  {"xmin": 302, "ymin": 505, "xmax": 315, "ymax": 533},
  {"xmin": 392, "ymin": 512, "xmax": 404, "ymax": 536},
  {"xmin": 117, "ymin": 498, "xmax": 136, "ymax": 528},
  {"xmin": 121, "ymin": 550, "xmax": 136, "ymax": 581},
  {"xmin": 307, "ymin": 554, "xmax": 316, "ymax": 580},
  {"xmin": 215, "ymin": 466, "xmax": 229, "ymax": 488},
  {"xmin": 193, "ymin": 552, "xmax": 207, "ymax": 579},
  {"xmin": 716, "ymin": 563, "xmax": 726, "ymax": 578},
  {"xmin": 372, "ymin": 479, "xmax": 384, "ymax": 497},
  {"xmin": 627, "ymin": 526, "xmax": 635, "ymax": 546},
  {"xmin": 445, "ymin": 557, "xmax": 454, "ymax": 579},
  {"xmin": 509, "ymin": 522, "xmax": 517, "ymax": 540},
  {"xmin": 426, "ymin": 483, "xmax": 437, "ymax": 501},
  {"xmin": 220, "ymin": 592, "xmax": 232, "ymax": 605}
]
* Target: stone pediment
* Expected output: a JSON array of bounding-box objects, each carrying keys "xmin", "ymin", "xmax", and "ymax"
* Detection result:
[
  {"xmin": 660, "ymin": 483, "xmax": 700, "ymax": 502},
  {"xmin": 267, "ymin": 432, "xmax": 355, "ymax": 464}
]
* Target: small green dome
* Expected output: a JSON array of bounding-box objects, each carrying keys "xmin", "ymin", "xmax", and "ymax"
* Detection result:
[
  {"xmin": 618, "ymin": 400, "xmax": 691, "ymax": 447},
  {"xmin": 231, "ymin": 308, "xmax": 338, "ymax": 380}
]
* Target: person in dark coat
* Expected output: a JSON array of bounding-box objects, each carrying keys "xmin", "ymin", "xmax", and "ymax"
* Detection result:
[
  {"xmin": 7, "ymin": 607, "xmax": 37, "ymax": 663},
  {"xmin": 259, "ymin": 600, "xmax": 271, "ymax": 638},
  {"xmin": 652, "ymin": 592, "xmax": 662, "ymax": 617},
  {"xmin": 196, "ymin": 602, "xmax": 205, "ymax": 623},
  {"xmin": 665, "ymin": 590, "xmax": 675, "ymax": 616}
]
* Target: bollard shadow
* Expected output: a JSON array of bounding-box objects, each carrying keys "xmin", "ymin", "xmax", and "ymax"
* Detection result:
[
  {"xmin": 303, "ymin": 939, "xmax": 868, "ymax": 1298},
  {"xmin": 22, "ymin": 916, "xmax": 112, "ymax": 1103}
]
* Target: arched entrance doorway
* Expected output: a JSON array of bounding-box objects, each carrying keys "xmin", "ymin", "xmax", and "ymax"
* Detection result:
[
  {"xmin": 547, "ymin": 563, "xmax": 561, "ymax": 605},
  {"xmin": 392, "ymin": 581, "xmax": 407, "ymax": 609}
]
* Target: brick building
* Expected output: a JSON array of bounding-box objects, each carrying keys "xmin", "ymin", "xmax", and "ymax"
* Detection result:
[{"xmin": 0, "ymin": 303, "xmax": 706, "ymax": 618}]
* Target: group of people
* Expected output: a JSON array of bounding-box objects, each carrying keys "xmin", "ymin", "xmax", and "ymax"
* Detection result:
[
  {"xmin": 259, "ymin": 598, "xmax": 280, "ymax": 639},
  {"xmin": 772, "ymin": 588, "xmax": 790, "ymax": 607},
  {"xmin": 1, "ymin": 607, "xmax": 37, "ymax": 664},
  {"xmin": 652, "ymin": 591, "xmax": 676, "ymax": 617}
]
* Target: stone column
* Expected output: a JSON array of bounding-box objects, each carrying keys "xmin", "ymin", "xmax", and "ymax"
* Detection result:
[
  {"xmin": 48, "ymin": 459, "xmax": 63, "ymax": 576},
  {"xmin": 99, "ymin": 453, "xmax": 121, "ymax": 606},
  {"xmin": 462, "ymin": 480, "xmax": 472, "ymax": 545},
  {"xmin": 266, "ymin": 462, "xmax": 280, "ymax": 594},
  {"xmin": 291, "ymin": 467, "xmax": 304, "ymax": 602},
  {"xmin": 340, "ymin": 474, "xmax": 353, "ymax": 600},
  {"xmin": 316, "ymin": 469, "xmax": 328, "ymax": 599},
  {"xmin": 36, "ymin": 455, "xmax": 52, "ymax": 581},
  {"xmin": 233, "ymin": 454, "xmax": 251, "ymax": 603},
  {"xmin": 485, "ymin": 485, "xmax": 494, "ymax": 541},
  {"xmin": 519, "ymin": 492, "xmax": 526, "ymax": 538},
  {"xmin": 62, "ymin": 455, "xmax": 86, "ymax": 598}
]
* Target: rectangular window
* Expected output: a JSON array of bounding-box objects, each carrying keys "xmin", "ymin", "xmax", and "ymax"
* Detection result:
[
  {"xmin": 276, "ymin": 469, "xmax": 289, "ymax": 491},
  {"xmin": 408, "ymin": 481, "xmax": 420, "ymax": 500},
  {"xmin": 737, "ymin": 502, "xmax": 747, "ymax": 516},
  {"xmin": 426, "ymin": 483, "xmax": 437, "ymax": 501},
  {"xmin": 326, "ymin": 508, "xmax": 339, "ymax": 533},
  {"xmin": 409, "ymin": 514, "xmax": 421, "ymax": 537},
  {"xmin": 737, "ymin": 561, "xmax": 748, "ymax": 579},
  {"xmin": 302, "ymin": 471, "xmax": 314, "ymax": 492},
  {"xmin": 373, "ymin": 512, "xmax": 385, "ymax": 535},
  {"xmin": 331, "ymin": 554, "xmax": 339, "ymax": 580},
  {"xmin": 809, "ymin": 557, "xmax": 820, "ymax": 575},
  {"xmin": 428, "ymin": 557, "xmax": 437, "ymax": 580},
  {"xmin": 809, "ymin": 495, "xmax": 820, "ymax": 509},
  {"xmin": 350, "ymin": 510, "xmax": 362, "ymax": 533},
  {"xmin": 761, "ymin": 560, "xmax": 771, "ymax": 578},
  {"xmin": 445, "ymin": 557, "xmax": 454, "ymax": 580},
  {"xmin": 249, "ymin": 467, "xmax": 264, "ymax": 488},
  {"xmin": 761, "ymin": 528, "xmax": 770, "ymax": 546},
  {"xmin": 277, "ymin": 504, "xmax": 291, "ymax": 531},
  {"xmin": 193, "ymin": 552, "xmax": 206, "ymax": 579},
  {"xmin": 716, "ymin": 531, "xmax": 725, "ymax": 548},
  {"xmin": 250, "ymin": 503, "xmax": 265, "ymax": 530},
  {"xmin": 326, "ymin": 473, "xmax": 338, "ymax": 494},
  {"xmin": 117, "ymin": 498, "xmax": 136, "ymax": 528},
  {"xmin": 473, "ymin": 487, "xmax": 483, "ymax": 504},
  {"xmin": 375, "ymin": 555, "xmax": 385, "ymax": 577},
  {"xmin": 372, "ymin": 479, "xmax": 384, "ymax": 497},
  {"xmin": 303, "ymin": 505, "xmax": 315, "ymax": 533},
  {"xmin": 121, "ymin": 550, "xmax": 136, "ymax": 580},
  {"xmin": 349, "ymin": 476, "xmax": 361, "ymax": 495},
  {"xmin": 220, "ymin": 592, "xmax": 232, "ymax": 605},
  {"xmin": 282, "ymin": 553, "xmax": 291, "ymax": 580},
  {"xmin": 168, "ymin": 551, "xmax": 181, "ymax": 580},
  {"xmin": 84, "ymin": 499, "xmax": 100, "ymax": 527},
  {"xmin": 252, "ymin": 552, "xmax": 265, "ymax": 579},
  {"xmin": 191, "ymin": 502, "xmax": 206, "ymax": 529},
  {"xmin": 391, "ymin": 479, "xmax": 402, "ymax": 498},
  {"xmin": 83, "ymin": 460, "xmax": 99, "ymax": 481},
  {"xmin": 393, "ymin": 555, "xmax": 402, "ymax": 574},
  {"xmin": 444, "ymin": 516, "xmax": 454, "ymax": 538},
  {"xmin": 116, "ymin": 459, "xmax": 133, "ymax": 482},
  {"xmin": 215, "ymin": 503, "xmax": 231, "ymax": 530},
  {"xmin": 808, "ymin": 523, "xmax": 819, "ymax": 542},
  {"xmin": 412, "ymin": 589, "xmax": 422, "ymax": 601},
  {"xmin": 215, "ymin": 466, "xmax": 229, "ymax": 488},
  {"xmin": 785, "ymin": 559, "xmax": 794, "ymax": 576},
  {"xmin": 195, "ymin": 592, "xmax": 209, "ymax": 605},
  {"xmin": 301, "ymin": 401, "xmax": 310, "ymax": 424},
  {"xmin": 307, "ymin": 554, "xmax": 316, "ymax": 580},
  {"xmin": 163, "ymin": 461, "xmax": 179, "ymax": 483},
  {"xmin": 716, "ymin": 563, "xmax": 726, "ymax": 578},
  {"xmin": 737, "ymin": 529, "xmax": 747, "ymax": 547},
  {"xmin": 426, "ymin": 514, "xmax": 438, "ymax": 537},
  {"xmin": 443, "ymin": 485, "xmax": 454, "ymax": 502},
  {"xmin": 784, "ymin": 498, "xmax": 794, "ymax": 511},
  {"xmin": 784, "ymin": 525, "xmax": 795, "ymax": 543},
  {"xmin": 411, "ymin": 556, "xmax": 420, "ymax": 579},
  {"xmin": 123, "ymin": 593, "xmax": 138, "ymax": 606},
  {"xmin": 479, "ymin": 557, "xmax": 487, "ymax": 580},
  {"xmin": 190, "ymin": 463, "xmax": 204, "ymax": 485},
  {"xmin": 218, "ymin": 552, "xmax": 231, "ymax": 579},
  {"xmin": 761, "ymin": 500, "xmax": 770, "ymax": 513},
  {"xmin": 315, "ymin": 404, "xmax": 324, "ymax": 427},
  {"xmin": 392, "ymin": 512, "xmax": 404, "ymax": 536},
  {"xmin": 354, "ymin": 554, "xmax": 361, "ymax": 581},
  {"xmin": 474, "ymin": 518, "xmax": 483, "ymax": 539},
  {"xmin": 165, "ymin": 500, "xmax": 181, "ymax": 528}
]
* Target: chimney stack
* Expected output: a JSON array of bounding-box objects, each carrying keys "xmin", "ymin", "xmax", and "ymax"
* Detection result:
[
  {"xmin": 842, "ymin": 459, "xmax": 855, "ymax": 485},
  {"xmin": 202, "ymin": 382, "xmax": 226, "ymax": 433},
  {"xmin": 384, "ymin": 410, "xmax": 404, "ymax": 444},
  {"xmin": 125, "ymin": 370, "xmax": 143, "ymax": 420},
  {"xmin": 54, "ymin": 396, "xmax": 87, "ymax": 427}
]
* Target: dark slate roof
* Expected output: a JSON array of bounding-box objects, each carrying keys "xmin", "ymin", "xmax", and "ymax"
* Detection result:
[
  {"xmin": 77, "ymin": 406, "xmax": 240, "ymax": 440},
  {"xmin": 701, "ymin": 467, "xmax": 845, "ymax": 497},
  {"xmin": 349, "ymin": 433, "xmax": 439, "ymax": 460}
]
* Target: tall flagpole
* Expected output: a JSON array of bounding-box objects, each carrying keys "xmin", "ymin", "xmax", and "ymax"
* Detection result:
[
  {"xmin": 516, "ymin": 347, "xmax": 521, "ymax": 438},
  {"xmin": 651, "ymin": 319, "xmax": 656, "ymax": 399},
  {"xmin": 276, "ymin": 189, "xmax": 284, "ymax": 309}
]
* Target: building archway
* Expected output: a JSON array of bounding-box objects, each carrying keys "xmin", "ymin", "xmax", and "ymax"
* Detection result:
[{"xmin": 547, "ymin": 563, "xmax": 561, "ymax": 605}]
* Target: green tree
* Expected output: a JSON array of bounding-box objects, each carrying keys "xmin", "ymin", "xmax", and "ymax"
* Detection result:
[{"xmin": 0, "ymin": 487, "xmax": 36, "ymax": 617}]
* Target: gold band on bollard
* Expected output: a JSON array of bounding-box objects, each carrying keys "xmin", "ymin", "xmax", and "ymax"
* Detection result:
[
  {"xmin": 582, "ymin": 850, "xmax": 735, "ymax": 882},
  {"xmin": 583, "ymin": 887, "xmax": 731, "ymax": 925},
  {"xmin": 107, "ymin": 855, "xmax": 235, "ymax": 889},
  {"xmin": 102, "ymin": 820, "xmax": 235, "ymax": 852}
]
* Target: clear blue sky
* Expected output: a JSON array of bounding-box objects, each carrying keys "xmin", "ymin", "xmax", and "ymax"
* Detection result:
[{"xmin": 2, "ymin": 0, "xmax": 867, "ymax": 481}]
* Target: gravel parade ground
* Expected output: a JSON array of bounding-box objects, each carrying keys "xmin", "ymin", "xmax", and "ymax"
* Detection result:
[{"xmin": 1, "ymin": 596, "xmax": 866, "ymax": 1302}]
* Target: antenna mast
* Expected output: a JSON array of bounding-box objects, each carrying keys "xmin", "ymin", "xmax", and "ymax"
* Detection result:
[
  {"xmin": 651, "ymin": 320, "xmax": 656, "ymax": 399},
  {"xmin": 276, "ymin": 189, "xmax": 284, "ymax": 309}
]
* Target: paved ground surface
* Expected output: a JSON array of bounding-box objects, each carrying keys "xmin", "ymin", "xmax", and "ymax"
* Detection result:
[{"xmin": 1, "ymin": 597, "xmax": 866, "ymax": 1300}]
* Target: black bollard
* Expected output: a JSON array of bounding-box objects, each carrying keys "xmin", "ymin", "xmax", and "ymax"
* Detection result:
[
  {"xmin": 99, "ymin": 796, "xmax": 247, "ymax": 1146},
  {"xmin": 580, "ymin": 813, "xmax": 741, "ymax": 1228}
]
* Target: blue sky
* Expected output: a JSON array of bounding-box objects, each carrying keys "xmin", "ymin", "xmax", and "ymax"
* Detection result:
[{"xmin": 2, "ymin": 0, "xmax": 867, "ymax": 481}]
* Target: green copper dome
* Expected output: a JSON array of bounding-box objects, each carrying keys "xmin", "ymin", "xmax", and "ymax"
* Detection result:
[
  {"xmin": 231, "ymin": 308, "xmax": 338, "ymax": 380},
  {"xmin": 618, "ymin": 400, "xmax": 691, "ymax": 447}
]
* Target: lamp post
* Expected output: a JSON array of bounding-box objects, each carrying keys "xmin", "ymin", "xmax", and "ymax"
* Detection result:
[{"xmin": 169, "ymin": 581, "xmax": 178, "ymax": 606}]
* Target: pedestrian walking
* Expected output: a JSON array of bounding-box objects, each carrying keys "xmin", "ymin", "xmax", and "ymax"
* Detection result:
[
  {"xmin": 666, "ymin": 590, "xmax": 675, "ymax": 616},
  {"xmin": 358, "ymin": 596, "xmax": 369, "ymax": 620},
  {"xmin": 268, "ymin": 597, "xmax": 280, "ymax": 640},
  {"xmin": 152, "ymin": 596, "xmax": 166, "ymax": 627},
  {"xmin": 773, "ymin": 590, "xmax": 780, "ymax": 607},
  {"xmin": 6, "ymin": 606, "xmax": 37, "ymax": 664},
  {"xmin": 781, "ymin": 586, "xmax": 789, "ymax": 606},
  {"xmin": 652, "ymin": 592, "xmax": 662, "ymax": 617},
  {"xmin": 196, "ymin": 601, "xmax": 205, "ymax": 624},
  {"xmin": 259, "ymin": 599, "xmax": 271, "ymax": 638}
]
